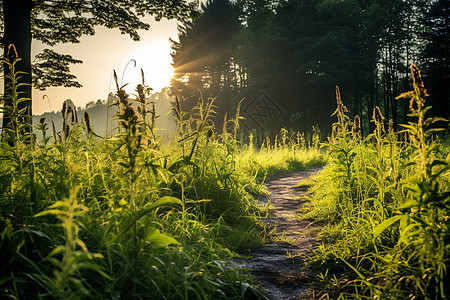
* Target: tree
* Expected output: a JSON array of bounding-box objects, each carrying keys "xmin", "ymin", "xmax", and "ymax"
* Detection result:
[
  {"xmin": 233, "ymin": 0, "xmax": 367, "ymax": 133},
  {"xmin": 420, "ymin": 0, "xmax": 450, "ymax": 119},
  {"xmin": 1, "ymin": 0, "xmax": 197, "ymax": 133},
  {"xmin": 170, "ymin": 0, "xmax": 241, "ymax": 125},
  {"xmin": 233, "ymin": 0, "xmax": 425, "ymax": 134}
]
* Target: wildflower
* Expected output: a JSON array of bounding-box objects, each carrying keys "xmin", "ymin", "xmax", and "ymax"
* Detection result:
[
  {"xmin": 117, "ymin": 89, "xmax": 129, "ymax": 106},
  {"xmin": 335, "ymin": 86, "xmax": 348, "ymax": 113},
  {"xmin": 411, "ymin": 64, "xmax": 428, "ymax": 99},
  {"xmin": 122, "ymin": 106, "xmax": 138, "ymax": 120}
]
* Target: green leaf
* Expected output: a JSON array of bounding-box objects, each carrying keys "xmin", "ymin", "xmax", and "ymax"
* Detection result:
[
  {"xmin": 398, "ymin": 200, "xmax": 419, "ymax": 210},
  {"xmin": 143, "ymin": 196, "xmax": 181, "ymax": 212},
  {"xmin": 34, "ymin": 209, "xmax": 64, "ymax": 217},
  {"xmin": 430, "ymin": 159, "xmax": 449, "ymax": 168},
  {"xmin": 77, "ymin": 262, "xmax": 111, "ymax": 280},
  {"xmin": 113, "ymin": 197, "xmax": 181, "ymax": 241},
  {"xmin": 48, "ymin": 245, "xmax": 66, "ymax": 257},
  {"xmin": 16, "ymin": 227, "xmax": 51, "ymax": 241},
  {"xmin": 145, "ymin": 227, "xmax": 180, "ymax": 248},
  {"xmin": 340, "ymin": 258, "xmax": 368, "ymax": 283},
  {"xmin": 373, "ymin": 215, "xmax": 404, "ymax": 237}
]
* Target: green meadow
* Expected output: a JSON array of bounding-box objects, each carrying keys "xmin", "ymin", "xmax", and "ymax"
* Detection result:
[{"xmin": 1, "ymin": 53, "xmax": 449, "ymax": 299}]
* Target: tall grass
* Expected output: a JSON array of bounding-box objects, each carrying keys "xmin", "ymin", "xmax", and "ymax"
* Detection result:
[
  {"xmin": 307, "ymin": 65, "xmax": 449, "ymax": 299},
  {"xmin": 236, "ymin": 127, "xmax": 325, "ymax": 182},
  {"xmin": 0, "ymin": 61, "xmax": 255, "ymax": 298},
  {"xmin": 0, "ymin": 50, "xmax": 327, "ymax": 298}
]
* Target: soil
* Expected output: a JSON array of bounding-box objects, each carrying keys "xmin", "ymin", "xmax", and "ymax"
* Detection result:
[{"xmin": 234, "ymin": 168, "xmax": 323, "ymax": 300}]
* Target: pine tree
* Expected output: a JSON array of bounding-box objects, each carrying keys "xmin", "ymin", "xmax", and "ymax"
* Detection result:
[
  {"xmin": 170, "ymin": 0, "xmax": 241, "ymax": 123},
  {"xmin": 421, "ymin": 0, "xmax": 450, "ymax": 119}
]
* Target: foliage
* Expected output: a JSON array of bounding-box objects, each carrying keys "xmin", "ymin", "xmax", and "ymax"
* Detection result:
[
  {"xmin": 0, "ymin": 0, "xmax": 198, "ymax": 136},
  {"xmin": 0, "ymin": 67, "xmax": 246, "ymax": 298},
  {"xmin": 170, "ymin": 0, "xmax": 241, "ymax": 127},
  {"xmin": 0, "ymin": 0, "xmax": 197, "ymax": 90},
  {"xmin": 0, "ymin": 58, "xmax": 326, "ymax": 298},
  {"xmin": 307, "ymin": 65, "xmax": 450, "ymax": 299},
  {"xmin": 171, "ymin": 0, "xmax": 449, "ymax": 134}
]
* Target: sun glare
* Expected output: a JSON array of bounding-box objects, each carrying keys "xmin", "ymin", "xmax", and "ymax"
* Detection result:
[{"xmin": 123, "ymin": 40, "xmax": 174, "ymax": 93}]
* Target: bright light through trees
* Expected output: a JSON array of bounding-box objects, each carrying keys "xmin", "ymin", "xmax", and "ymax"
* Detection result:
[{"xmin": 124, "ymin": 40, "xmax": 175, "ymax": 93}]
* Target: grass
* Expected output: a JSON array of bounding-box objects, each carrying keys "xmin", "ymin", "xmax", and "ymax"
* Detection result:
[
  {"xmin": 304, "ymin": 66, "xmax": 450, "ymax": 299},
  {"xmin": 0, "ymin": 52, "xmax": 324, "ymax": 299},
  {"xmin": 5, "ymin": 47, "xmax": 445, "ymax": 300}
]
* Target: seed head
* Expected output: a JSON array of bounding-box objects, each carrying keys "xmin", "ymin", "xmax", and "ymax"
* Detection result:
[
  {"xmin": 7, "ymin": 44, "xmax": 18, "ymax": 63},
  {"xmin": 122, "ymin": 106, "xmax": 138, "ymax": 120},
  {"xmin": 396, "ymin": 65, "xmax": 428, "ymax": 113},
  {"xmin": 136, "ymin": 84, "xmax": 145, "ymax": 102},
  {"xmin": 141, "ymin": 69, "xmax": 145, "ymax": 86},
  {"xmin": 113, "ymin": 70, "xmax": 119, "ymax": 91},
  {"xmin": 62, "ymin": 101, "xmax": 67, "ymax": 117},
  {"xmin": 332, "ymin": 86, "xmax": 348, "ymax": 117},
  {"xmin": 411, "ymin": 64, "xmax": 428, "ymax": 99},
  {"xmin": 117, "ymin": 89, "xmax": 129, "ymax": 106},
  {"xmin": 223, "ymin": 112, "xmax": 228, "ymax": 135},
  {"xmin": 84, "ymin": 112, "xmax": 93, "ymax": 134},
  {"xmin": 372, "ymin": 106, "xmax": 385, "ymax": 123},
  {"xmin": 352, "ymin": 115, "xmax": 361, "ymax": 133},
  {"xmin": 70, "ymin": 106, "xmax": 76, "ymax": 123},
  {"xmin": 173, "ymin": 95, "xmax": 182, "ymax": 121},
  {"xmin": 388, "ymin": 119, "xmax": 394, "ymax": 133}
]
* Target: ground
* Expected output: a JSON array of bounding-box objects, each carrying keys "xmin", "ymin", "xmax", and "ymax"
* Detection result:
[{"xmin": 234, "ymin": 168, "xmax": 323, "ymax": 299}]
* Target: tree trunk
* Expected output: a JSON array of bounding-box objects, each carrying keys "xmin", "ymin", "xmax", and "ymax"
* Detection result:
[{"xmin": 2, "ymin": 0, "xmax": 34, "ymax": 134}]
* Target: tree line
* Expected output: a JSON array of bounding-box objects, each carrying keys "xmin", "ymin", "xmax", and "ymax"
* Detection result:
[{"xmin": 170, "ymin": 0, "xmax": 449, "ymax": 135}]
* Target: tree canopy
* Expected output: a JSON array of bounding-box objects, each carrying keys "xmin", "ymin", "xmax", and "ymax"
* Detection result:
[
  {"xmin": 1, "ymin": 0, "xmax": 198, "ymax": 132},
  {"xmin": 171, "ymin": 0, "xmax": 449, "ymax": 135},
  {"xmin": 171, "ymin": 0, "xmax": 241, "ymax": 125}
]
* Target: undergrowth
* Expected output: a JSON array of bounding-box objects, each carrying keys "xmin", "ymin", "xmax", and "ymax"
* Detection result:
[
  {"xmin": 0, "ymin": 49, "xmax": 323, "ymax": 299},
  {"xmin": 306, "ymin": 65, "xmax": 450, "ymax": 299},
  {"xmin": 237, "ymin": 128, "xmax": 325, "ymax": 182}
]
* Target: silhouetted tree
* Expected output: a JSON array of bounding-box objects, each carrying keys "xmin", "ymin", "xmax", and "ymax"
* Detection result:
[
  {"xmin": 420, "ymin": 0, "xmax": 450, "ymax": 120},
  {"xmin": 234, "ymin": 0, "xmax": 368, "ymax": 133},
  {"xmin": 170, "ymin": 0, "xmax": 241, "ymax": 124},
  {"xmin": 1, "ymin": 0, "xmax": 197, "ymax": 134}
]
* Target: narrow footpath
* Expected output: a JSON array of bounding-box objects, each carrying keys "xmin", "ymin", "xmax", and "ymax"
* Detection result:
[{"xmin": 235, "ymin": 168, "xmax": 323, "ymax": 300}]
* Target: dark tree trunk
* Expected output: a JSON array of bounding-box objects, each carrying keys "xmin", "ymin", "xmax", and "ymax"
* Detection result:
[{"xmin": 2, "ymin": 0, "xmax": 34, "ymax": 134}]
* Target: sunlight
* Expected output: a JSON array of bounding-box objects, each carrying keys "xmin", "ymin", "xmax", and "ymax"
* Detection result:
[{"xmin": 123, "ymin": 40, "xmax": 174, "ymax": 93}]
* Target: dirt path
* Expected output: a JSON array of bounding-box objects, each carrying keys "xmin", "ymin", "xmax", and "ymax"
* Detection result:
[{"xmin": 235, "ymin": 168, "xmax": 322, "ymax": 299}]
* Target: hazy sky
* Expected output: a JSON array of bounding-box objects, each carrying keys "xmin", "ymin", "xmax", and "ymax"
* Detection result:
[{"xmin": 32, "ymin": 17, "xmax": 179, "ymax": 115}]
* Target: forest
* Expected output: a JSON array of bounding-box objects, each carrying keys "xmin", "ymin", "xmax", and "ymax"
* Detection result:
[
  {"xmin": 1, "ymin": 0, "xmax": 449, "ymax": 299},
  {"xmin": 171, "ymin": 0, "xmax": 449, "ymax": 136}
]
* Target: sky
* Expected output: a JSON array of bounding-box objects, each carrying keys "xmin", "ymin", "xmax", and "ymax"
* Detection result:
[{"xmin": 32, "ymin": 17, "xmax": 180, "ymax": 115}]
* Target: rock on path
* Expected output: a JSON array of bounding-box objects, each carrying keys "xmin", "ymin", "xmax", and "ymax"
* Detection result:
[{"xmin": 235, "ymin": 168, "xmax": 322, "ymax": 300}]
